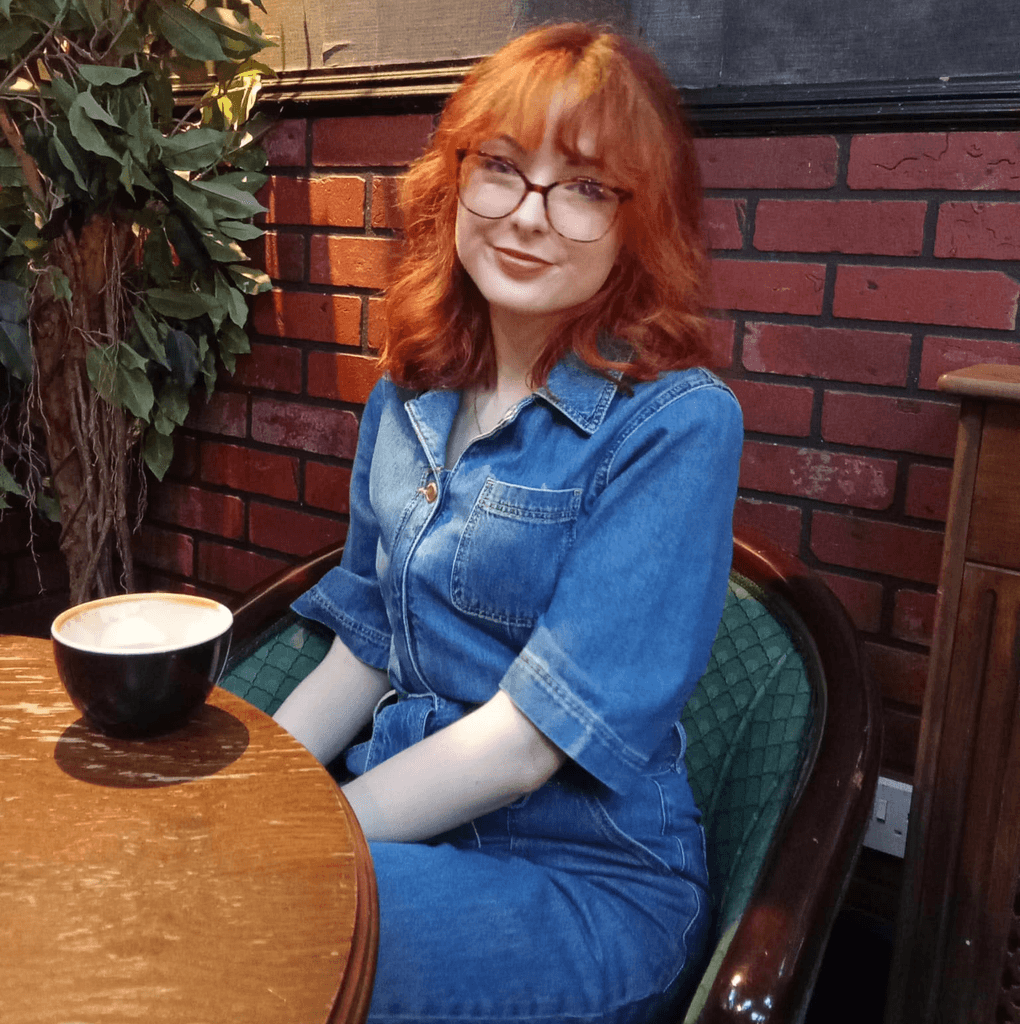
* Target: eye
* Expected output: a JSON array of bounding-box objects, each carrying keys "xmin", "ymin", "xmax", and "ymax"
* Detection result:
[
  {"xmin": 564, "ymin": 178, "xmax": 615, "ymax": 203},
  {"xmin": 477, "ymin": 153, "xmax": 519, "ymax": 177}
]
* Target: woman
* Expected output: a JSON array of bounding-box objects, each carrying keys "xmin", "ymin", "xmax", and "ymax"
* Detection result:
[{"xmin": 275, "ymin": 22, "xmax": 743, "ymax": 1024}]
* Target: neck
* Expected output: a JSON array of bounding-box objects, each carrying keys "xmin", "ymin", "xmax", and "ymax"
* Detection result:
[{"xmin": 488, "ymin": 307, "xmax": 561, "ymax": 391}]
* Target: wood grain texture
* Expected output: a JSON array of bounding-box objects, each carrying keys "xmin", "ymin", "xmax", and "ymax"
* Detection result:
[{"xmin": 0, "ymin": 635, "xmax": 376, "ymax": 1024}]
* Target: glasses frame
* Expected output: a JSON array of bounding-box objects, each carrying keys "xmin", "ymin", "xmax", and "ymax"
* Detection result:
[{"xmin": 455, "ymin": 149, "xmax": 633, "ymax": 243}]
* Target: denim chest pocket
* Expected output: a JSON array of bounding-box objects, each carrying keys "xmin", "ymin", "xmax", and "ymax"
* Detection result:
[{"xmin": 451, "ymin": 477, "xmax": 582, "ymax": 630}]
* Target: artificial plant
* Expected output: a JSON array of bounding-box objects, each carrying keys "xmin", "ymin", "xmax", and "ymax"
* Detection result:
[{"xmin": 0, "ymin": 0, "xmax": 273, "ymax": 604}]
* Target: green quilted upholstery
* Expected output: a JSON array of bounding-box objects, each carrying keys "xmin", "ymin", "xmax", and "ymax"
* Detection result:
[
  {"xmin": 219, "ymin": 571, "xmax": 815, "ymax": 942},
  {"xmin": 682, "ymin": 573, "xmax": 815, "ymax": 934},
  {"xmin": 220, "ymin": 612, "xmax": 333, "ymax": 715}
]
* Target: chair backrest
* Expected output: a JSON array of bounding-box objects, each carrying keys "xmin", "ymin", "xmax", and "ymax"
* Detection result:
[{"xmin": 682, "ymin": 572, "xmax": 822, "ymax": 936}]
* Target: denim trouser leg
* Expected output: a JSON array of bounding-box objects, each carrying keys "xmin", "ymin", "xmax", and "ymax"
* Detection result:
[{"xmin": 365, "ymin": 837, "xmax": 710, "ymax": 1024}]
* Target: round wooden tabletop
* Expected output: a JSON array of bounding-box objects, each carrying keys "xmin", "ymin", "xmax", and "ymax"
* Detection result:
[{"xmin": 0, "ymin": 635, "xmax": 377, "ymax": 1024}]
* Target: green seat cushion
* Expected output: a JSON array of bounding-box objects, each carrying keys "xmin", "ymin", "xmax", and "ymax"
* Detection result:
[
  {"xmin": 682, "ymin": 575, "xmax": 815, "ymax": 932},
  {"xmin": 219, "ymin": 612, "xmax": 334, "ymax": 716}
]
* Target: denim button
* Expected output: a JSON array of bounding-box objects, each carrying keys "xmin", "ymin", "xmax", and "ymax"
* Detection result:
[{"xmin": 423, "ymin": 481, "xmax": 438, "ymax": 502}]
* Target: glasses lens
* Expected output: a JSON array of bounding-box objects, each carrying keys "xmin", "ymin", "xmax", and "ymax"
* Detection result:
[
  {"xmin": 547, "ymin": 181, "xmax": 620, "ymax": 242},
  {"xmin": 458, "ymin": 154, "xmax": 525, "ymax": 219}
]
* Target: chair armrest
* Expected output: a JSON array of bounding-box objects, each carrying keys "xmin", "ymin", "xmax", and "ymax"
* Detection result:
[
  {"xmin": 693, "ymin": 527, "xmax": 883, "ymax": 1023},
  {"xmin": 229, "ymin": 543, "xmax": 345, "ymax": 650}
]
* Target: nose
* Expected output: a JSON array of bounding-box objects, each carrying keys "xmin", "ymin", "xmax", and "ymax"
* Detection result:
[{"xmin": 509, "ymin": 187, "xmax": 551, "ymax": 234}]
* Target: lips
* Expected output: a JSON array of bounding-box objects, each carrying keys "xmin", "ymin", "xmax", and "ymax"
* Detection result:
[{"xmin": 492, "ymin": 246, "xmax": 554, "ymax": 277}]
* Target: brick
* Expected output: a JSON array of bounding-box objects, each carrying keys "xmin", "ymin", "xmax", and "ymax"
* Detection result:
[
  {"xmin": 741, "ymin": 441, "xmax": 896, "ymax": 510},
  {"xmin": 743, "ymin": 322, "xmax": 911, "ymax": 386},
  {"xmin": 711, "ymin": 259, "xmax": 826, "ymax": 315},
  {"xmin": 732, "ymin": 497, "xmax": 803, "ymax": 555},
  {"xmin": 882, "ymin": 706, "xmax": 920, "ymax": 776},
  {"xmin": 312, "ymin": 115, "xmax": 433, "ymax": 167},
  {"xmin": 371, "ymin": 176, "xmax": 404, "ymax": 230},
  {"xmin": 696, "ymin": 136, "xmax": 839, "ymax": 190},
  {"xmin": 253, "ymin": 290, "xmax": 362, "ymax": 346},
  {"xmin": 163, "ymin": 435, "xmax": 197, "ymax": 482},
  {"xmin": 704, "ymin": 198, "xmax": 745, "ymax": 250},
  {"xmin": 848, "ymin": 132, "xmax": 1020, "ymax": 191},
  {"xmin": 864, "ymin": 641, "xmax": 929, "ymax": 708},
  {"xmin": 905, "ymin": 464, "xmax": 953, "ymax": 522},
  {"xmin": 367, "ymin": 295, "xmax": 387, "ymax": 351},
  {"xmin": 134, "ymin": 524, "xmax": 194, "ymax": 578},
  {"xmin": 754, "ymin": 200, "xmax": 926, "ymax": 256},
  {"xmin": 263, "ymin": 119, "xmax": 307, "ymax": 167},
  {"xmin": 251, "ymin": 399, "xmax": 359, "ymax": 460},
  {"xmin": 810, "ymin": 512, "xmax": 944, "ymax": 584},
  {"xmin": 310, "ymin": 235, "xmax": 401, "ymax": 291},
  {"xmin": 818, "ymin": 571, "xmax": 884, "ymax": 633},
  {"xmin": 249, "ymin": 502, "xmax": 347, "ymax": 557},
  {"xmin": 307, "ymin": 352, "xmax": 383, "ymax": 405},
  {"xmin": 187, "ymin": 390, "xmax": 248, "ymax": 438},
  {"xmin": 232, "ymin": 343, "xmax": 302, "ymax": 394},
  {"xmin": 832, "ymin": 265, "xmax": 1019, "ymax": 330},
  {"xmin": 305, "ymin": 462, "xmax": 352, "ymax": 514},
  {"xmin": 254, "ymin": 232, "xmax": 305, "ymax": 283},
  {"xmin": 707, "ymin": 318, "xmax": 735, "ymax": 369},
  {"xmin": 259, "ymin": 175, "xmax": 365, "ymax": 228},
  {"xmin": 821, "ymin": 392, "xmax": 958, "ymax": 458},
  {"xmin": 147, "ymin": 482, "xmax": 245, "ymax": 540},
  {"xmin": 919, "ymin": 335, "xmax": 1020, "ymax": 389},
  {"xmin": 200, "ymin": 443, "xmax": 300, "ymax": 501},
  {"xmin": 892, "ymin": 589, "xmax": 937, "ymax": 646},
  {"xmin": 196, "ymin": 541, "xmax": 289, "ymax": 595},
  {"xmin": 819, "ymin": 389, "xmax": 954, "ymax": 458},
  {"xmin": 725, "ymin": 379, "xmax": 813, "ymax": 437},
  {"xmin": 935, "ymin": 202, "xmax": 1020, "ymax": 260}
]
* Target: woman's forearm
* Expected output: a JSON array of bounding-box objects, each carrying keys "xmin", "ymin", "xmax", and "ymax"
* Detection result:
[
  {"xmin": 273, "ymin": 636, "xmax": 392, "ymax": 765},
  {"xmin": 341, "ymin": 689, "xmax": 566, "ymax": 843}
]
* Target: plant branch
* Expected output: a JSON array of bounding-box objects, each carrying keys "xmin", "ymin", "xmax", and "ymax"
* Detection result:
[{"xmin": 0, "ymin": 101, "xmax": 46, "ymax": 203}]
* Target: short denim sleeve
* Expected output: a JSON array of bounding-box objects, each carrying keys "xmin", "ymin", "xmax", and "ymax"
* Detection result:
[
  {"xmin": 499, "ymin": 381, "xmax": 742, "ymax": 795},
  {"xmin": 291, "ymin": 380, "xmax": 392, "ymax": 670}
]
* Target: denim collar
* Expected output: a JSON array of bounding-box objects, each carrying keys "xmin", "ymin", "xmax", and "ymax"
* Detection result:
[{"xmin": 404, "ymin": 357, "xmax": 620, "ymax": 472}]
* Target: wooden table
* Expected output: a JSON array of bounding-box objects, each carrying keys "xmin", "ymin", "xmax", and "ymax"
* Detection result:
[{"xmin": 0, "ymin": 634, "xmax": 377, "ymax": 1024}]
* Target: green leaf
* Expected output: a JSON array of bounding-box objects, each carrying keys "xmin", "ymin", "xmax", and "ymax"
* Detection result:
[
  {"xmin": 77, "ymin": 88, "xmax": 121, "ymax": 130},
  {"xmin": 143, "ymin": 428, "xmax": 174, "ymax": 481},
  {"xmin": 227, "ymin": 264, "xmax": 271, "ymax": 295},
  {"xmin": 149, "ymin": 0, "xmax": 227, "ymax": 61},
  {"xmin": 189, "ymin": 177, "xmax": 267, "ymax": 220},
  {"xmin": 86, "ymin": 343, "xmax": 154, "ymax": 420},
  {"xmin": 171, "ymin": 175, "xmax": 217, "ymax": 230},
  {"xmin": 217, "ymin": 219, "xmax": 263, "ymax": 241},
  {"xmin": 51, "ymin": 131, "xmax": 89, "ymax": 192},
  {"xmin": 47, "ymin": 266, "xmax": 72, "ymax": 304},
  {"xmin": 160, "ymin": 126, "xmax": 229, "ymax": 172},
  {"xmin": 0, "ymin": 320, "xmax": 32, "ymax": 382},
  {"xmin": 0, "ymin": 464, "xmax": 25, "ymax": 506},
  {"xmin": 132, "ymin": 306, "xmax": 169, "ymax": 367},
  {"xmin": 46, "ymin": 74, "xmax": 80, "ymax": 115},
  {"xmin": 146, "ymin": 287, "xmax": 210, "ymax": 320},
  {"xmin": 217, "ymin": 271, "xmax": 248, "ymax": 327},
  {"xmin": 164, "ymin": 327, "xmax": 200, "ymax": 388},
  {"xmin": 200, "ymin": 5, "xmax": 273, "ymax": 56},
  {"xmin": 68, "ymin": 98, "xmax": 120, "ymax": 160},
  {"xmin": 218, "ymin": 319, "xmax": 251, "ymax": 354},
  {"xmin": 201, "ymin": 229, "xmax": 246, "ymax": 263},
  {"xmin": 77, "ymin": 66, "xmax": 142, "ymax": 87}
]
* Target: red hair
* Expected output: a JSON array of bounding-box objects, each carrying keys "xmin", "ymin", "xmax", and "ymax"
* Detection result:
[{"xmin": 379, "ymin": 23, "xmax": 712, "ymax": 390}]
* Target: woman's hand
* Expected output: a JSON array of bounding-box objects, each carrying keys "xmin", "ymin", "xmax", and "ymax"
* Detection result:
[
  {"xmin": 340, "ymin": 689, "xmax": 567, "ymax": 843},
  {"xmin": 273, "ymin": 636, "xmax": 392, "ymax": 765}
]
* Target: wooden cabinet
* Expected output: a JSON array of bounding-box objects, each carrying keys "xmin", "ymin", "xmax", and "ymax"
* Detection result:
[{"xmin": 887, "ymin": 364, "xmax": 1020, "ymax": 1024}]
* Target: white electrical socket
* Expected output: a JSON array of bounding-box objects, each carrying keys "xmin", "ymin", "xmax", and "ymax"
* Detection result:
[{"xmin": 863, "ymin": 775, "xmax": 912, "ymax": 858}]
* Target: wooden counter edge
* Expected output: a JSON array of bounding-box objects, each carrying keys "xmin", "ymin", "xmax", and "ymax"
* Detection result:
[{"xmin": 937, "ymin": 363, "xmax": 1020, "ymax": 402}]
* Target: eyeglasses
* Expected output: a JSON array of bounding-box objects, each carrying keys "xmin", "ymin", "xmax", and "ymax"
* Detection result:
[{"xmin": 455, "ymin": 149, "xmax": 632, "ymax": 243}]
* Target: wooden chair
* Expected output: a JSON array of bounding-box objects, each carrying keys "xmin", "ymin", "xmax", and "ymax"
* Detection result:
[{"xmin": 220, "ymin": 525, "xmax": 881, "ymax": 1024}]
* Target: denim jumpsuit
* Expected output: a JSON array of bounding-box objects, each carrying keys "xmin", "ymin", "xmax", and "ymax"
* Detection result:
[{"xmin": 292, "ymin": 356, "xmax": 743, "ymax": 1024}]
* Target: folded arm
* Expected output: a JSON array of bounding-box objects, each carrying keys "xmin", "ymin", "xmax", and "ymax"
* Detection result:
[{"xmin": 340, "ymin": 689, "xmax": 566, "ymax": 843}]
